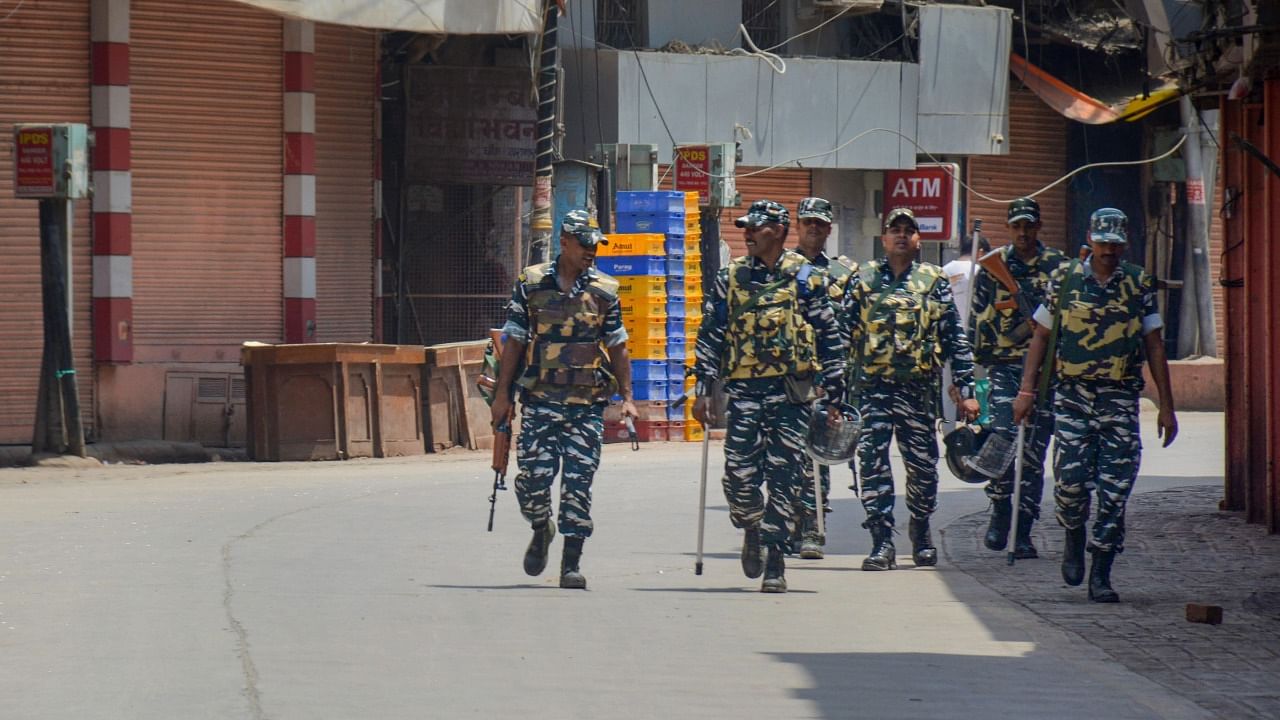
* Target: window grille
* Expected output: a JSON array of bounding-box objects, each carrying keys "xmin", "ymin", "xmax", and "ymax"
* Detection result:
[{"xmin": 596, "ymin": 0, "xmax": 647, "ymax": 48}]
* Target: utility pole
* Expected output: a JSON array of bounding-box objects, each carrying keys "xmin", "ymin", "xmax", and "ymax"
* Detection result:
[
  {"xmin": 529, "ymin": 0, "xmax": 561, "ymax": 264},
  {"xmin": 1177, "ymin": 95, "xmax": 1218, "ymax": 357}
]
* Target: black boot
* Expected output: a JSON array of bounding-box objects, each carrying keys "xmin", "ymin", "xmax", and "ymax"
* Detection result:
[
  {"xmin": 984, "ymin": 498, "xmax": 1012, "ymax": 551},
  {"xmin": 1061, "ymin": 526, "xmax": 1086, "ymax": 586},
  {"xmin": 1012, "ymin": 512, "xmax": 1039, "ymax": 559},
  {"xmin": 862, "ymin": 524, "xmax": 897, "ymax": 571},
  {"xmin": 560, "ymin": 536, "xmax": 587, "ymax": 590},
  {"xmin": 1088, "ymin": 549, "xmax": 1119, "ymax": 603},
  {"xmin": 523, "ymin": 519, "xmax": 556, "ymax": 576},
  {"xmin": 799, "ymin": 513, "xmax": 825, "ymax": 560},
  {"xmin": 761, "ymin": 544, "xmax": 787, "ymax": 593},
  {"xmin": 908, "ymin": 517, "xmax": 938, "ymax": 567},
  {"xmin": 741, "ymin": 525, "xmax": 764, "ymax": 579}
]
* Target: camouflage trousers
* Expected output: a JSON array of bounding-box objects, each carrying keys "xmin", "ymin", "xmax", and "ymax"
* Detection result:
[
  {"xmin": 1051, "ymin": 380, "xmax": 1141, "ymax": 554},
  {"xmin": 514, "ymin": 400, "xmax": 604, "ymax": 538},
  {"xmin": 797, "ymin": 458, "xmax": 831, "ymax": 515},
  {"xmin": 855, "ymin": 378, "xmax": 938, "ymax": 529},
  {"xmin": 722, "ymin": 379, "xmax": 809, "ymax": 547},
  {"xmin": 983, "ymin": 362, "xmax": 1055, "ymax": 519}
]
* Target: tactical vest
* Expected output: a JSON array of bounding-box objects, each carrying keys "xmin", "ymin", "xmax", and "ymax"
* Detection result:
[
  {"xmin": 723, "ymin": 251, "xmax": 820, "ymax": 380},
  {"xmin": 850, "ymin": 261, "xmax": 945, "ymax": 380},
  {"xmin": 516, "ymin": 263, "xmax": 620, "ymax": 404},
  {"xmin": 825, "ymin": 256, "xmax": 857, "ymax": 302},
  {"xmin": 972, "ymin": 245, "xmax": 1066, "ymax": 364},
  {"xmin": 1054, "ymin": 261, "xmax": 1147, "ymax": 382}
]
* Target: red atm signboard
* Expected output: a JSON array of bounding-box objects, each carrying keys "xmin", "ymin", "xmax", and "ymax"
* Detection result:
[
  {"xmin": 674, "ymin": 144, "xmax": 710, "ymax": 204},
  {"xmin": 14, "ymin": 126, "xmax": 55, "ymax": 198},
  {"xmin": 882, "ymin": 163, "xmax": 960, "ymax": 243}
]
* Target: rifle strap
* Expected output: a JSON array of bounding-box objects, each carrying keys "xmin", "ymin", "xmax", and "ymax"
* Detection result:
[
  {"xmin": 727, "ymin": 266, "xmax": 808, "ymax": 326},
  {"xmin": 1037, "ymin": 258, "xmax": 1080, "ymax": 406}
]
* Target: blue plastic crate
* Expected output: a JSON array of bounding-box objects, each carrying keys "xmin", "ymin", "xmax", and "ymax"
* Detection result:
[
  {"xmin": 616, "ymin": 212, "xmax": 689, "ymax": 236},
  {"xmin": 630, "ymin": 359, "xmax": 667, "ymax": 381},
  {"xmin": 667, "ymin": 336, "xmax": 687, "ymax": 358},
  {"xmin": 664, "ymin": 257, "xmax": 685, "ymax": 277},
  {"xmin": 615, "ymin": 190, "xmax": 686, "ymax": 214},
  {"xmin": 632, "ymin": 379, "xmax": 669, "ymax": 401},
  {"xmin": 666, "ymin": 302, "xmax": 686, "ymax": 320},
  {"xmin": 595, "ymin": 255, "xmax": 665, "ymax": 276},
  {"xmin": 667, "ymin": 359, "xmax": 687, "ymax": 383},
  {"xmin": 666, "ymin": 403, "xmax": 685, "ymax": 421},
  {"xmin": 663, "ymin": 237, "xmax": 686, "ymax": 257},
  {"xmin": 665, "ymin": 278, "xmax": 684, "ymax": 296},
  {"xmin": 665, "ymin": 318, "xmax": 684, "ymax": 336}
]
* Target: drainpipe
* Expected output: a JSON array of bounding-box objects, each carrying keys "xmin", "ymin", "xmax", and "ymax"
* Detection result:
[{"xmin": 1178, "ymin": 95, "xmax": 1218, "ymax": 357}]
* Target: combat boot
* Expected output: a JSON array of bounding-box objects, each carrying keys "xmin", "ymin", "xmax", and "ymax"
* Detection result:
[
  {"xmin": 861, "ymin": 524, "xmax": 897, "ymax": 571},
  {"xmin": 761, "ymin": 544, "xmax": 787, "ymax": 593},
  {"xmin": 983, "ymin": 498, "xmax": 1012, "ymax": 551},
  {"xmin": 799, "ymin": 513, "xmax": 825, "ymax": 560},
  {"xmin": 1012, "ymin": 512, "xmax": 1039, "ymax": 559},
  {"xmin": 1061, "ymin": 525, "xmax": 1087, "ymax": 586},
  {"xmin": 560, "ymin": 536, "xmax": 587, "ymax": 590},
  {"xmin": 523, "ymin": 518, "xmax": 556, "ymax": 577},
  {"xmin": 741, "ymin": 525, "xmax": 764, "ymax": 579},
  {"xmin": 1087, "ymin": 549, "xmax": 1119, "ymax": 603},
  {"xmin": 908, "ymin": 516, "xmax": 937, "ymax": 567}
]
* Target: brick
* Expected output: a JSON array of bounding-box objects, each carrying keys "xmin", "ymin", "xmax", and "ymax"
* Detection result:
[{"xmin": 1186, "ymin": 603, "xmax": 1224, "ymax": 625}]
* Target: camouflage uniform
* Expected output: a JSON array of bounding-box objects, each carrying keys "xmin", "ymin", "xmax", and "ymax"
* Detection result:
[
  {"xmin": 843, "ymin": 259, "xmax": 974, "ymax": 532},
  {"xmin": 694, "ymin": 250, "xmax": 845, "ymax": 550},
  {"xmin": 1034, "ymin": 257, "xmax": 1160, "ymax": 554},
  {"xmin": 501, "ymin": 261, "xmax": 627, "ymax": 539},
  {"xmin": 970, "ymin": 243, "xmax": 1068, "ymax": 521}
]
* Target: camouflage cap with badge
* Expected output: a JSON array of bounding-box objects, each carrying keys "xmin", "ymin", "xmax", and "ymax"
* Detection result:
[
  {"xmin": 560, "ymin": 209, "xmax": 608, "ymax": 247},
  {"xmin": 797, "ymin": 197, "xmax": 834, "ymax": 224},
  {"xmin": 735, "ymin": 199, "xmax": 790, "ymax": 228},
  {"xmin": 1007, "ymin": 197, "xmax": 1041, "ymax": 224},
  {"xmin": 883, "ymin": 206, "xmax": 919, "ymax": 231},
  {"xmin": 1089, "ymin": 207, "xmax": 1128, "ymax": 244}
]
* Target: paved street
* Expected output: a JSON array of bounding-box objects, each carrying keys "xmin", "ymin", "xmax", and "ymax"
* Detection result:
[{"xmin": 0, "ymin": 411, "xmax": 1253, "ymax": 719}]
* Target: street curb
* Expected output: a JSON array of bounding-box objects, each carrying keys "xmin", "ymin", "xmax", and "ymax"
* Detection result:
[{"xmin": 0, "ymin": 441, "xmax": 248, "ymax": 468}]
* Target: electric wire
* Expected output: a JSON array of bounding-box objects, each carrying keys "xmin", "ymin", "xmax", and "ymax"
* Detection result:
[{"xmin": 0, "ymin": 0, "xmax": 25, "ymax": 23}]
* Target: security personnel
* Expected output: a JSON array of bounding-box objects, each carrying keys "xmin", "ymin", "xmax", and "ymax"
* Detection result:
[
  {"xmin": 790, "ymin": 196, "xmax": 857, "ymax": 559},
  {"xmin": 969, "ymin": 197, "xmax": 1068, "ymax": 558},
  {"xmin": 490, "ymin": 209, "xmax": 639, "ymax": 590},
  {"xmin": 842, "ymin": 207, "xmax": 979, "ymax": 571},
  {"xmin": 1014, "ymin": 207, "xmax": 1178, "ymax": 603},
  {"xmin": 692, "ymin": 199, "xmax": 845, "ymax": 593}
]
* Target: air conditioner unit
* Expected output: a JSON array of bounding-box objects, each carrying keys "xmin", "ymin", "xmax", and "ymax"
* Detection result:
[{"xmin": 811, "ymin": 0, "xmax": 884, "ymax": 14}]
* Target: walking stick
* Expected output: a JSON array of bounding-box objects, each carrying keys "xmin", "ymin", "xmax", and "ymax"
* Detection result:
[
  {"xmin": 1007, "ymin": 421, "xmax": 1027, "ymax": 565},
  {"xmin": 812, "ymin": 461, "xmax": 825, "ymax": 540},
  {"xmin": 695, "ymin": 426, "xmax": 710, "ymax": 575}
]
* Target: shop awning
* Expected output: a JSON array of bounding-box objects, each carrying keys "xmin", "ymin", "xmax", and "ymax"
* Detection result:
[
  {"xmin": 1010, "ymin": 53, "xmax": 1181, "ymax": 125},
  {"xmin": 231, "ymin": 0, "xmax": 542, "ymax": 34}
]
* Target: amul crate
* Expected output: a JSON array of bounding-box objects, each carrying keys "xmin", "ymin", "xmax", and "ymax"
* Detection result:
[
  {"xmin": 666, "ymin": 302, "xmax": 686, "ymax": 321},
  {"xmin": 600, "ymin": 233, "xmax": 665, "ymax": 256},
  {"xmin": 625, "ymin": 318, "xmax": 668, "ymax": 339},
  {"xmin": 595, "ymin": 255, "xmax": 666, "ymax": 276},
  {"xmin": 628, "ymin": 337, "xmax": 666, "ymax": 360},
  {"xmin": 617, "ymin": 275, "xmax": 667, "ymax": 298},
  {"xmin": 684, "ymin": 274, "xmax": 704, "ymax": 296},
  {"xmin": 684, "ymin": 420, "xmax": 705, "ymax": 442},
  {"xmin": 663, "ymin": 236, "xmax": 687, "ymax": 257},
  {"xmin": 667, "ymin": 336, "xmax": 687, "ymax": 359},
  {"xmin": 632, "ymin": 379, "xmax": 670, "ymax": 401},
  {"xmin": 665, "ymin": 257, "xmax": 685, "ymax": 278},
  {"xmin": 620, "ymin": 294, "xmax": 667, "ymax": 319}
]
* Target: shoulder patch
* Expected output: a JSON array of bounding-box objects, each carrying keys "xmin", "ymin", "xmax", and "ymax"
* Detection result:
[
  {"xmin": 588, "ymin": 271, "xmax": 620, "ymax": 299},
  {"xmin": 522, "ymin": 262, "xmax": 553, "ymax": 286}
]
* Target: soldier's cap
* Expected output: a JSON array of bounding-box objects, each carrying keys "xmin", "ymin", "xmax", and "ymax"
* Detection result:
[
  {"xmin": 560, "ymin": 209, "xmax": 608, "ymax": 247},
  {"xmin": 1089, "ymin": 207, "xmax": 1128, "ymax": 244},
  {"xmin": 735, "ymin": 199, "xmax": 790, "ymax": 228},
  {"xmin": 883, "ymin": 207, "xmax": 919, "ymax": 232},
  {"xmin": 797, "ymin": 197, "xmax": 834, "ymax": 224},
  {"xmin": 1007, "ymin": 197, "xmax": 1041, "ymax": 224}
]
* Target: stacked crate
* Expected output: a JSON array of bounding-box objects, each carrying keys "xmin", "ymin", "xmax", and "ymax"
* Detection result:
[{"xmin": 596, "ymin": 190, "xmax": 705, "ymax": 443}]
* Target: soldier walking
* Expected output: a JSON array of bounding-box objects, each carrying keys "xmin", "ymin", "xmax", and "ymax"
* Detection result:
[
  {"xmin": 969, "ymin": 197, "xmax": 1068, "ymax": 558},
  {"xmin": 489, "ymin": 210, "xmax": 638, "ymax": 590},
  {"xmin": 691, "ymin": 200, "xmax": 845, "ymax": 593},
  {"xmin": 789, "ymin": 196, "xmax": 857, "ymax": 560},
  {"xmin": 842, "ymin": 208, "xmax": 979, "ymax": 571},
  {"xmin": 1014, "ymin": 207, "xmax": 1177, "ymax": 602}
]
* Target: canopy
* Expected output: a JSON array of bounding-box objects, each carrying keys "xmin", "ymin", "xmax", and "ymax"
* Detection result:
[
  {"xmin": 1010, "ymin": 53, "xmax": 1181, "ymax": 125},
  {"xmin": 232, "ymin": 0, "xmax": 542, "ymax": 34}
]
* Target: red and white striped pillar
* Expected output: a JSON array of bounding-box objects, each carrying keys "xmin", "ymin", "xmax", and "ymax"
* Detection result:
[
  {"xmin": 373, "ymin": 59, "xmax": 384, "ymax": 343},
  {"xmin": 90, "ymin": 0, "xmax": 133, "ymax": 363},
  {"xmin": 283, "ymin": 19, "xmax": 316, "ymax": 343}
]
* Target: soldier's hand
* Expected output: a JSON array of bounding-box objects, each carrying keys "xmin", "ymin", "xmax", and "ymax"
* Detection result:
[
  {"xmin": 1158, "ymin": 407, "xmax": 1178, "ymax": 447},
  {"xmin": 621, "ymin": 399, "xmax": 639, "ymax": 420},
  {"xmin": 960, "ymin": 398, "xmax": 981, "ymax": 421},
  {"xmin": 1011, "ymin": 393, "xmax": 1033, "ymax": 425},
  {"xmin": 693, "ymin": 396, "xmax": 713, "ymax": 426},
  {"xmin": 491, "ymin": 395, "xmax": 512, "ymax": 428},
  {"xmin": 947, "ymin": 385, "xmax": 962, "ymax": 405}
]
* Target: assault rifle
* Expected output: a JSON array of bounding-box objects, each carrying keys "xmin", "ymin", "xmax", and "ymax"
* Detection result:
[
  {"xmin": 477, "ymin": 329, "xmax": 514, "ymax": 532},
  {"xmin": 977, "ymin": 248, "xmax": 1037, "ymax": 346}
]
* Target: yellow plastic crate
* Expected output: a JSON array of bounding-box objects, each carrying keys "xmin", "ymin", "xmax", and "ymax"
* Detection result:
[
  {"xmin": 683, "ymin": 191, "xmax": 700, "ymax": 209},
  {"xmin": 617, "ymin": 276, "xmax": 667, "ymax": 298},
  {"xmin": 620, "ymin": 295, "xmax": 667, "ymax": 318},
  {"xmin": 684, "ymin": 255, "xmax": 703, "ymax": 277},
  {"xmin": 628, "ymin": 337, "xmax": 667, "ymax": 359},
  {"xmin": 625, "ymin": 318, "xmax": 667, "ymax": 339},
  {"xmin": 684, "ymin": 420, "xmax": 704, "ymax": 442},
  {"xmin": 599, "ymin": 233, "xmax": 665, "ymax": 256},
  {"xmin": 684, "ymin": 275, "xmax": 703, "ymax": 296},
  {"xmin": 684, "ymin": 236, "xmax": 702, "ymax": 254}
]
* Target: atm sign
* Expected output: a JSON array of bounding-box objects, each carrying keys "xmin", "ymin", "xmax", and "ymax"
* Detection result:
[{"xmin": 14, "ymin": 126, "xmax": 55, "ymax": 198}]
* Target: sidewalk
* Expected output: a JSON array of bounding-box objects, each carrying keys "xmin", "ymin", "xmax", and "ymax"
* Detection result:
[{"xmin": 941, "ymin": 484, "xmax": 1280, "ymax": 719}]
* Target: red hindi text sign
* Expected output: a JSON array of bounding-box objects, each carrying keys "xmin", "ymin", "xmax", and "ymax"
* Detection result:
[
  {"xmin": 674, "ymin": 145, "xmax": 710, "ymax": 205},
  {"xmin": 14, "ymin": 126, "xmax": 55, "ymax": 198},
  {"xmin": 882, "ymin": 163, "xmax": 960, "ymax": 242}
]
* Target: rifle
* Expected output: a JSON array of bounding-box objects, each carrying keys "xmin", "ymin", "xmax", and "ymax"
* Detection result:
[
  {"xmin": 478, "ymin": 328, "xmax": 515, "ymax": 531},
  {"xmin": 977, "ymin": 248, "xmax": 1038, "ymax": 345}
]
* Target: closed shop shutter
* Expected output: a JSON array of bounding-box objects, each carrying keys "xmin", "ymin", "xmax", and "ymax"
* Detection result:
[
  {"xmin": 130, "ymin": 0, "xmax": 282, "ymax": 354},
  {"xmin": 314, "ymin": 24, "xmax": 376, "ymax": 343},
  {"xmin": 0, "ymin": 1, "xmax": 94, "ymax": 443},
  {"xmin": 716, "ymin": 168, "xmax": 813, "ymax": 259},
  {"xmin": 966, "ymin": 88, "xmax": 1069, "ymax": 251}
]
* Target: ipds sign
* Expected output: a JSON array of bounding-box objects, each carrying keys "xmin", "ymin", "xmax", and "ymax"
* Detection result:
[{"xmin": 882, "ymin": 163, "xmax": 960, "ymax": 243}]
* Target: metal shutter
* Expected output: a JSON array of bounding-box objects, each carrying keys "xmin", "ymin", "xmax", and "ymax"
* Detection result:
[
  {"xmin": 716, "ymin": 168, "xmax": 813, "ymax": 259},
  {"xmin": 0, "ymin": 0, "xmax": 94, "ymax": 443},
  {"xmin": 966, "ymin": 88, "xmax": 1069, "ymax": 251},
  {"xmin": 130, "ymin": 0, "xmax": 283, "ymax": 354},
  {"xmin": 314, "ymin": 24, "xmax": 376, "ymax": 343}
]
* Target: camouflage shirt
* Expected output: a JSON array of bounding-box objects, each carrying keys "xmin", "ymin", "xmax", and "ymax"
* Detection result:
[
  {"xmin": 842, "ymin": 259, "xmax": 975, "ymax": 388},
  {"xmin": 694, "ymin": 251, "xmax": 846, "ymax": 397},
  {"xmin": 502, "ymin": 260, "xmax": 628, "ymax": 349},
  {"xmin": 970, "ymin": 243, "xmax": 1068, "ymax": 365},
  {"xmin": 803, "ymin": 251, "xmax": 858, "ymax": 347}
]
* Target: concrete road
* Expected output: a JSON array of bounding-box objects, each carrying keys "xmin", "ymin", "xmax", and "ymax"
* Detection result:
[{"xmin": 0, "ymin": 412, "xmax": 1223, "ymax": 719}]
